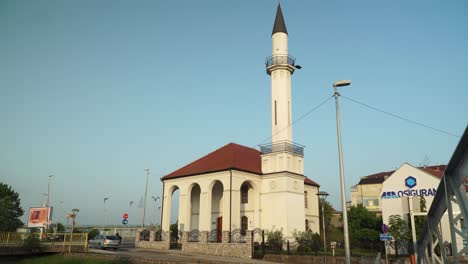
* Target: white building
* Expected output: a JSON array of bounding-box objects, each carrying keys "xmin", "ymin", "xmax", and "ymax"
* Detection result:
[
  {"xmin": 351, "ymin": 165, "xmax": 446, "ymax": 213},
  {"xmin": 380, "ymin": 163, "xmax": 465, "ymax": 254},
  {"xmin": 159, "ymin": 4, "xmax": 320, "ymax": 242}
]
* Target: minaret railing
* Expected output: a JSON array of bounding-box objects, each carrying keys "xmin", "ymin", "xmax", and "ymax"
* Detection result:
[
  {"xmin": 265, "ymin": 55, "xmax": 296, "ymax": 68},
  {"xmin": 259, "ymin": 141, "xmax": 304, "ymax": 157}
]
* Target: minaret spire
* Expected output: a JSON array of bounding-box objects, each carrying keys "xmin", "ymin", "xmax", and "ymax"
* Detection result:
[{"xmin": 272, "ymin": 3, "xmax": 288, "ymax": 35}]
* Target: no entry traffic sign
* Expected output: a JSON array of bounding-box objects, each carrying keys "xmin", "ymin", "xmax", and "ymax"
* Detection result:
[{"xmin": 123, "ymin": 213, "xmax": 128, "ymax": 219}]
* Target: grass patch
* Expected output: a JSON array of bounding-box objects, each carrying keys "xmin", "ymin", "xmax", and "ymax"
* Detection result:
[{"xmin": 19, "ymin": 255, "xmax": 132, "ymax": 264}]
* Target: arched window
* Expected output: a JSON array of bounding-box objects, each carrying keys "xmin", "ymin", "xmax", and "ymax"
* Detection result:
[
  {"xmin": 241, "ymin": 216, "xmax": 248, "ymax": 236},
  {"xmin": 305, "ymin": 219, "xmax": 309, "ymax": 231},
  {"xmin": 304, "ymin": 191, "xmax": 308, "ymax": 208},
  {"xmin": 241, "ymin": 184, "xmax": 249, "ymax": 204}
]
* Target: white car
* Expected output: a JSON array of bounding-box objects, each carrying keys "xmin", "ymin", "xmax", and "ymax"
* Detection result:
[{"xmin": 88, "ymin": 234, "xmax": 120, "ymax": 250}]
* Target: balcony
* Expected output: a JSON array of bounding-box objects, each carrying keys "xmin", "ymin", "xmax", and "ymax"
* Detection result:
[
  {"xmin": 265, "ymin": 55, "xmax": 296, "ymax": 75},
  {"xmin": 259, "ymin": 141, "xmax": 304, "ymax": 157}
]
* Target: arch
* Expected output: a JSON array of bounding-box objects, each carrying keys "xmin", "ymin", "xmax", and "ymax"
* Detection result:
[
  {"xmin": 163, "ymin": 184, "xmax": 179, "ymax": 232},
  {"xmin": 210, "ymin": 180, "xmax": 224, "ymax": 242},
  {"xmin": 188, "ymin": 183, "xmax": 201, "ymax": 231}
]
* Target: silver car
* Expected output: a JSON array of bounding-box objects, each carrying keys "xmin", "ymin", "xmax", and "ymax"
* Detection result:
[{"xmin": 88, "ymin": 234, "xmax": 120, "ymax": 250}]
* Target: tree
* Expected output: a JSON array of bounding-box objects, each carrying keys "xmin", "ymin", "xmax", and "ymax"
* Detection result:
[
  {"xmin": 0, "ymin": 182, "xmax": 24, "ymax": 231},
  {"xmin": 56, "ymin": 222, "xmax": 65, "ymax": 232},
  {"xmin": 388, "ymin": 214, "xmax": 411, "ymax": 257},
  {"xmin": 347, "ymin": 204, "xmax": 382, "ymax": 249},
  {"xmin": 87, "ymin": 228, "xmax": 100, "ymax": 240}
]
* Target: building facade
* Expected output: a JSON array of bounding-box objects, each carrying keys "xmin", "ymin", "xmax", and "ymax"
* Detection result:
[
  {"xmin": 159, "ymin": 4, "xmax": 320, "ymax": 242},
  {"xmin": 350, "ymin": 164, "xmax": 446, "ymax": 213}
]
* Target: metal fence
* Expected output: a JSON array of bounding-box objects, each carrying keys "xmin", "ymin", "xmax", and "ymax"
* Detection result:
[{"xmin": 0, "ymin": 232, "xmax": 88, "ymax": 249}]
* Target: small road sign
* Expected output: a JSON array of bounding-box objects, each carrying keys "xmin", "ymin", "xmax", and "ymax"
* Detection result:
[
  {"xmin": 122, "ymin": 219, "xmax": 128, "ymax": 225},
  {"xmin": 380, "ymin": 234, "xmax": 392, "ymax": 241},
  {"xmin": 123, "ymin": 213, "xmax": 128, "ymax": 219}
]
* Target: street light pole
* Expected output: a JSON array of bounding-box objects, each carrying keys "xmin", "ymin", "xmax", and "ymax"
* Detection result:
[
  {"xmin": 317, "ymin": 191, "xmax": 329, "ymax": 264},
  {"xmin": 142, "ymin": 169, "xmax": 150, "ymax": 229},
  {"xmin": 152, "ymin": 196, "xmax": 160, "ymax": 228},
  {"xmin": 103, "ymin": 197, "xmax": 109, "ymax": 233},
  {"xmin": 68, "ymin": 208, "xmax": 79, "ymax": 254},
  {"xmin": 333, "ymin": 80, "xmax": 351, "ymax": 264},
  {"xmin": 46, "ymin": 175, "xmax": 53, "ymax": 232}
]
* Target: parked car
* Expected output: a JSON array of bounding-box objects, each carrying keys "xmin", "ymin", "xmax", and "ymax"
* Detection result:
[{"xmin": 88, "ymin": 235, "xmax": 120, "ymax": 250}]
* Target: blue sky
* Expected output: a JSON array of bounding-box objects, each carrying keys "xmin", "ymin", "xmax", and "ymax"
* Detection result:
[{"xmin": 1, "ymin": 0, "xmax": 466, "ymax": 226}]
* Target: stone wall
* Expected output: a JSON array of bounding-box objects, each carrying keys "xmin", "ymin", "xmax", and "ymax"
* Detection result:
[
  {"xmin": 135, "ymin": 229, "xmax": 170, "ymax": 250},
  {"xmin": 182, "ymin": 242, "xmax": 251, "ymax": 258},
  {"xmin": 135, "ymin": 240, "xmax": 170, "ymax": 250},
  {"xmin": 181, "ymin": 230, "xmax": 251, "ymax": 258}
]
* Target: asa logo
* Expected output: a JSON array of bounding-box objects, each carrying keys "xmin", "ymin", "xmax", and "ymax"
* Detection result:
[{"xmin": 405, "ymin": 176, "xmax": 417, "ymax": 189}]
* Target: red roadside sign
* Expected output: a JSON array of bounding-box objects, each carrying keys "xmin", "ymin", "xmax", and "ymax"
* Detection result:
[{"xmin": 123, "ymin": 213, "xmax": 128, "ymax": 219}]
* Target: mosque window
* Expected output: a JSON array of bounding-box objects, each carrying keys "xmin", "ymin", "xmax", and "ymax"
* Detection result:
[
  {"xmin": 241, "ymin": 216, "xmax": 248, "ymax": 235},
  {"xmin": 274, "ymin": 100, "xmax": 277, "ymax": 125},
  {"xmin": 241, "ymin": 184, "xmax": 249, "ymax": 204},
  {"xmin": 305, "ymin": 219, "xmax": 309, "ymax": 231},
  {"xmin": 304, "ymin": 191, "xmax": 308, "ymax": 208}
]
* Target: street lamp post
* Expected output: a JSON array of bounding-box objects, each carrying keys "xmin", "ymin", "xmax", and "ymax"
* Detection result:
[
  {"xmin": 103, "ymin": 197, "xmax": 109, "ymax": 233},
  {"xmin": 46, "ymin": 175, "xmax": 54, "ymax": 231},
  {"xmin": 317, "ymin": 191, "xmax": 329, "ymax": 264},
  {"xmin": 332, "ymin": 80, "xmax": 351, "ymax": 264},
  {"xmin": 68, "ymin": 208, "xmax": 79, "ymax": 254},
  {"xmin": 142, "ymin": 169, "xmax": 150, "ymax": 229},
  {"xmin": 152, "ymin": 196, "xmax": 160, "ymax": 228}
]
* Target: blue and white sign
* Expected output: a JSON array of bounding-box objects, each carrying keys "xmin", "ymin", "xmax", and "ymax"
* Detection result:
[
  {"xmin": 380, "ymin": 234, "xmax": 392, "ymax": 241},
  {"xmin": 122, "ymin": 219, "xmax": 128, "ymax": 225},
  {"xmin": 381, "ymin": 176, "xmax": 437, "ymax": 199}
]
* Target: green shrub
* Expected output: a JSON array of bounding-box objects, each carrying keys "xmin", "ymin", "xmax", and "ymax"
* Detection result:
[
  {"xmin": 23, "ymin": 233, "xmax": 40, "ymax": 252},
  {"xmin": 294, "ymin": 230, "xmax": 320, "ymax": 254},
  {"xmin": 266, "ymin": 230, "xmax": 283, "ymax": 250},
  {"xmin": 88, "ymin": 229, "xmax": 100, "ymax": 240}
]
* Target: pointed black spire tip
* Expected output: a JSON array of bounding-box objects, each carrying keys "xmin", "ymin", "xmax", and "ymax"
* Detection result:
[{"xmin": 272, "ymin": 3, "xmax": 288, "ymax": 36}]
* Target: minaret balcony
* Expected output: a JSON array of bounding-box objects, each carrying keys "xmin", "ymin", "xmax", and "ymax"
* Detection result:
[
  {"xmin": 265, "ymin": 55, "xmax": 297, "ymax": 75},
  {"xmin": 260, "ymin": 141, "xmax": 304, "ymax": 157}
]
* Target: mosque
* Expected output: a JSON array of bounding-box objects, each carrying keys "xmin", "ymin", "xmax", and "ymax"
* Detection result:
[{"xmin": 159, "ymin": 4, "xmax": 321, "ymax": 242}]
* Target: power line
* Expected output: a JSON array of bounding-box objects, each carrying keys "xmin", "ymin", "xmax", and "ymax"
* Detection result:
[
  {"xmin": 341, "ymin": 95, "xmax": 461, "ymax": 138},
  {"xmin": 256, "ymin": 95, "xmax": 334, "ymax": 145}
]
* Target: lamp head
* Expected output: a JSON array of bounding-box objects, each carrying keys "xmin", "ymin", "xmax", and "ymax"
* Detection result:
[
  {"xmin": 333, "ymin": 80, "xmax": 351, "ymax": 88},
  {"xmin": 317, "ymin": 191, "xmax": 329, "ymax": 199}
]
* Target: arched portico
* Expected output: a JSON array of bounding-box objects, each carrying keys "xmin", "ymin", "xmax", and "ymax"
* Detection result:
[
  {"xmin": 209, "ymin": 180, "xmax": 224, "ymax": 242},
  {"xmin": 162, "ymin": 185, "xmax": 179, "ymax": 231},
  {"xmin": 186, "ymin": 183, "xmax": 201, "ymax": 231}
]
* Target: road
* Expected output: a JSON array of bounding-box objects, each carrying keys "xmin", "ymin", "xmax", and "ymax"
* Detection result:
[{"xmin": 87, "ymin": 248, "xmax": 276, "ymax": 264}]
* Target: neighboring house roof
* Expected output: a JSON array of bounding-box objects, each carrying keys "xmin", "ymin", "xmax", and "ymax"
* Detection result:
[
  {"xmin": 357, "ymin": 165, "xmax": 447, "ymax": 185},
  {"xmin": 162, "ymin": 142, "xmax": 321, "ymax": 187}
]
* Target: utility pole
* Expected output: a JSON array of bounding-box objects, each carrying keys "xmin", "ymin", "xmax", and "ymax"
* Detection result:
[{"xmin": 142, "ymin": 169, "xmax": 150, "ymax": 229}]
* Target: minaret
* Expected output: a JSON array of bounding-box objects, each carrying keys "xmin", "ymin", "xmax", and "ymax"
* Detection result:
[
  {"xmin": 261, "ymin": 3, "xmax": 304, "ymax": 175},
  {"xmin": 268, "ymin": 3, "xmax": 295, "ymax": 143},
  {"xmin": 259, "ymin": 4, "xmax": 306, "ymax": 238}
]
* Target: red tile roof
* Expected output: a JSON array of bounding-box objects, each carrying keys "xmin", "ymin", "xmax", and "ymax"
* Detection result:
[
  {"xmin": 305, "ymin": 177, "xmax": 320, "ymax": 187},
  {"xmin": 162, "ymin": 142, "xmax": 322, "ymax": 188},
  {"xmin": 358, "ymin": 165, "xmax": 447, "ymax": 185},
  {"xmin": 162, "ymin": 143, "xmax": 262, "ymax": 180}
]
